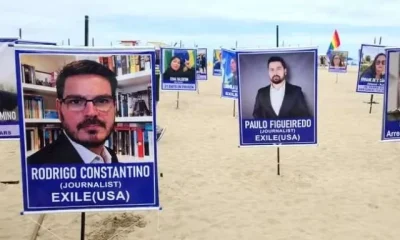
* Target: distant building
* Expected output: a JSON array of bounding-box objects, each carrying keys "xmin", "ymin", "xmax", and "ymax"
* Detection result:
[{"xmin": 119, "ymin": 40, "xmax": 140, "ymax": 46}]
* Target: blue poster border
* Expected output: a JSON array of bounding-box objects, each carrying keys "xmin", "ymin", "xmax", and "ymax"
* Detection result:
[
  {"xmin": 381, "ymin": 47, "xmax": 400, "ymax": 142},
  {"xmin": 236, "ymin": 47, "xmax": 319, "ymax": 147},
  {"xmin": 14, "ymin": 47, "xmax": 160, "ymax": 214}
]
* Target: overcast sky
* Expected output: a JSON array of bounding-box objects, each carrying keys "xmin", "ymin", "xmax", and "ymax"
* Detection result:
[{"xmin": 1, "ymin": 0, "xmax": 399, "ymax": 59}]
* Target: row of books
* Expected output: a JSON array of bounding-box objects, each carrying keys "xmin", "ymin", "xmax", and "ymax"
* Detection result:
[
  {"xmin": 25, "ymin": 123, "xmax": 154, "ymax": 161},
  {"xmin": 26, "ymin": 124, "xmax": 60, "ymax": 151},
  {"xmin": 22, "ymin": 64, "xmax": 57, "ymax": 87},
  {"xmin": 24, "ymin": 94, "xmax": 58, "ymax": 119},
  {"xmin": 20, "ymin": 54, "xmax": 152, "ymax": 89},
  {"xmin": 105, "ymin": 123, "xmax": 154, "ymax": 159},
  {"xmin": 24, "ymin": 94, "xmax": 44, "ymax": 119},
  {"xmin": 99, "ymin": 55, "xmax": 151, "ymax": 76},
  {"xmin": 116, "ymin": 90, "xmax": 152, "ymax": 117}
]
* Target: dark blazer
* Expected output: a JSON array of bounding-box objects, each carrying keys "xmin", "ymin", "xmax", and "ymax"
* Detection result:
[
  {"xmin": 252, "ymin": 82, "xmax": 311, "ymax": 119},
  {"xmin": 162, "ymin": 67, "xmax": 196, "ymax": 82},
  {"xmin": 27, "ymin": 132, "xmax": 119, "ymax": 164}
]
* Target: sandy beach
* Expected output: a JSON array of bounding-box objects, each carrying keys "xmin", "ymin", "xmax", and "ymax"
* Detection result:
[{"xmin": 1, "ymin": 66, "xmax": 400, "ymax": 240}]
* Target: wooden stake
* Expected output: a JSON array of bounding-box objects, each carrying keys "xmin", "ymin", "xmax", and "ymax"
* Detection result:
[{"xmin": 29, "ymin": 214, "xmax": 46, "ymax": 240}]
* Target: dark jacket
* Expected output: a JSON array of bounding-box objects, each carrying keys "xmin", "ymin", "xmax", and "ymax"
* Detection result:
[
  {"xmin": 27, "ymin": 132, "xmax": 119, "ymax": 164},
  {"xmin": 0, "ymin": 90, "xmax": 18, "ymax": 112},
  {"xmin": 252, "ymin": 82, "xmax": 311, "ymax": 119},
  {"xmin": 162, "ymin": 67, "xmax": 196, "ymax": 81},
  {"xmin": 360, "ymin": 67, "xmax": 385, "ymax": 81}
]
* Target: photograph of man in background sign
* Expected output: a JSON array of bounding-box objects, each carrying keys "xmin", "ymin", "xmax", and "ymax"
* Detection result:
[
  {"xmin": 213, "ymin": 50, "xmax": 222, "ymax": 76},
  {"xmin": 28, "ymin": 60, "xmax": 120, "ymax": 164},
  {"xmin": 252, "ymin": 56, "xmax": 311, "ymax": 119},
  {"xmin": 214, "ymin": 51, "xmax": 222, "ymax": 69},
  {"xmin": 225, "ymin": 58, "xmax": 238, "ymax": 86},
  {"xmin": 197, "ymin": 51, "xmax": 207, "ymax": 73}
]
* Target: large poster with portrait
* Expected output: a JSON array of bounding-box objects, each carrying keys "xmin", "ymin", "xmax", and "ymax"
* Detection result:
[
  {"xmin": 221, "ymin": 49, "xmax": 238, "ymax": 99},
  {"xmin": 237, "ymin": 48, "xmax": 318, "ymax": 146},
  {"xmin": 0, "ymin": 39, "xmax": 58, "ymax": 140},
  {"xmin": 0, "ymin": 39, "xmax": 20, "ymax": 139},
  {"xmin": 15, "ymin": 44, "xmax": 160, "ymax": 213},
  {"xmin": 328, "ymin": 50, "xmax": 348, "ymax": 73},
  {"xmin": 356, "ymin": 44, "xmax": 386, "ymax": 94},
  {"xmin": 381, "ymin": 48, "xmax": 400, "ymax": 141},
  {"xmin": 160, "ymin": 47, "xmax": 197, "ymax": 91},
  {"xmin": 196, "ymin": 48, "xmax": 207, "ymax": 80},
  {"xmin": 213, "ymin": 49, "xmax": 222, "ymax": 76}
]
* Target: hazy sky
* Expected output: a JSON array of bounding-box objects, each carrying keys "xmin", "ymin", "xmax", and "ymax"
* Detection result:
[{"xmin": 1, "ymin": 0, "xmax": 399, "ymax": 60}]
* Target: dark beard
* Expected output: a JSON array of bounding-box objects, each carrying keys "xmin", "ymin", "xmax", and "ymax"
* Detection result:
[
  {"xmin": 60, "ymin": 112, "xmax": 113, "ymax": 148},
  {"xmin": 271, "ymin": 75, "xmax": 284, "ymax": 84}
]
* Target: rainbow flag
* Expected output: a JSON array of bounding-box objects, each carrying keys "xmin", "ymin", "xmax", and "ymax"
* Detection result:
[{"xmin": 326, "ymin": 29, "xmax": 341, "ymax": 58}]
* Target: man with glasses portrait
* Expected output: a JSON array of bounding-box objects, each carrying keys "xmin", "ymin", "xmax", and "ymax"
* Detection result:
[{"xmin": 27, "ymin": 60, "xmax": 120, "ymax": 164}]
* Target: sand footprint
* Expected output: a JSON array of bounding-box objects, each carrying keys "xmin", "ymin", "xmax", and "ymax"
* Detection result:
[
  {"xmin": 267, "ymin": 218, "xmax": 280, "ymax": 225},
  {"xmin": 367, "ymin": 203, "xmax": 379, "ymax": 209},
  {"xmin": 87, "ymin": 213, "xmax": 147, "ymax": 240}
]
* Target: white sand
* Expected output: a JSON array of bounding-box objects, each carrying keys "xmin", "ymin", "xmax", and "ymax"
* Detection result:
[{"xmin": 1, "ymin": 66, "xmax": 400, "ymax": 240}]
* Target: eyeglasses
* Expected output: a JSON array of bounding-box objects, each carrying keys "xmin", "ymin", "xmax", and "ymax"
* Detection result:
[
  {"xmin": 60, "ymin": 96, "xmax": 114, "ymax": 112},
  {"xmin": 376, "ymin": 60, "xmax": 385, "ymax": 65}
]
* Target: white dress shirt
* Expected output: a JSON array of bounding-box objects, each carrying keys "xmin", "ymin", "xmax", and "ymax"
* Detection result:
[
  {"xmin": 64, "ymin": 131, "xmax": 112, "ymax": 164},
  {"xmin": 270, "ymin": 82, "xmax": 286, "ymax": 116}
]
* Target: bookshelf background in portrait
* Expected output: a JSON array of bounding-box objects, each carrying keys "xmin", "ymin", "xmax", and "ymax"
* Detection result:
[{"xmin": 21, "ymin": 53, "xmax": 155, "ymax": 163}]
